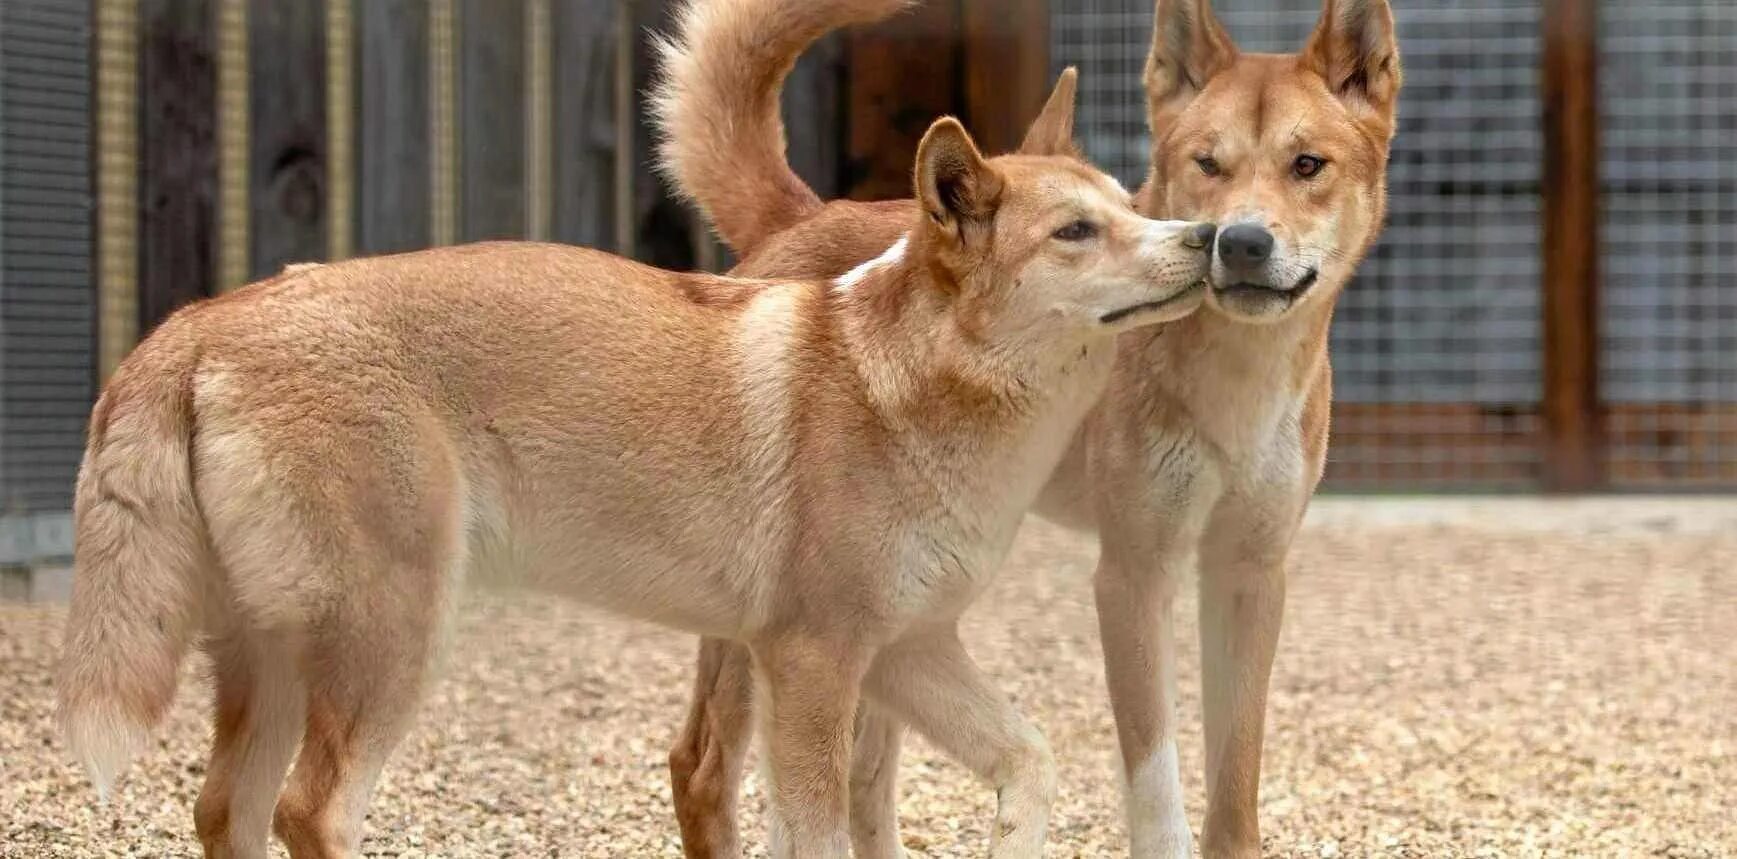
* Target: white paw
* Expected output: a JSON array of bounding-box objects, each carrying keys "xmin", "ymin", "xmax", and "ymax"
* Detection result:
[{"xmin": 1125, "ymin": 741, "xmax": 1193, "ymax": 858}]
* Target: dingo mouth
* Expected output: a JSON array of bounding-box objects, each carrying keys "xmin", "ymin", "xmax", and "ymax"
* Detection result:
[
  {"xmin": 1213, "ymin": 268, "xmax": 1319, "ymax": 303},
  {"xmin": 1099, "ymin": 282, "xmax": 1206, "ymax": 325}
]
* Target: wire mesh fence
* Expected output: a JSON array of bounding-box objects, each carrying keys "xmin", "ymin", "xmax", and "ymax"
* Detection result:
[{"xmin": 1599, "ymin": 1, "xmax": 1737, "ymax": 488}]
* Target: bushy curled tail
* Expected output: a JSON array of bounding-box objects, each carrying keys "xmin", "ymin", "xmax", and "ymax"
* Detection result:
[{"xmin": 650, "ymin": 0, "xmax": 913, "ymax": 253}]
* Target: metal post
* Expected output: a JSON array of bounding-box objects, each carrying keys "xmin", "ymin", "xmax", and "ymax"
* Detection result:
[
  {"xmin": 216, "ymin": 0, "xmax": 249, "ymax": 291},
  {"xmin": 95, "ymin": 0, "xmax": 139, "ymax": 381},
  {"xmin": 326, "ymin": 0, "xmax": 354, "ymax": 260},
  {"xmin": 526, "ymin": 0, "xmax": 553, "ymax": 242},
  {"xmin": 430, "ymin": 0, "xmax": 458, "ymax": 246},
  {"xmin": 1540, "ymin": 0, "xmax": 1603, "ymax": 491}
]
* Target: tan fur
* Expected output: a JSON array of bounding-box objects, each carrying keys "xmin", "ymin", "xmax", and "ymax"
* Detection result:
[
  {"xmin": 658, "ymin": 0, "xmax": 1401, "ymax": 856},
  {"xmin": 651, "ymin": 0, "xmax": 915, "ymax": 251},
  {"xmin": 56, "ymin": 107, "xmax": 1212, "ymax": 857}
]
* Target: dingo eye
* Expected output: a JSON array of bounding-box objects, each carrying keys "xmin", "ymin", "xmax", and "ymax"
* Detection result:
[
  {"xmin": 1293, "ymin": 154, "xmax": 1327, "ymax": 179},
  {"xmin": 1053, "ymin": 220, "xmax": 1098, "ymax": 241},
  {"xmin": 1195, "ymin": 156, "xmax": 1222, "ymax": 177}
]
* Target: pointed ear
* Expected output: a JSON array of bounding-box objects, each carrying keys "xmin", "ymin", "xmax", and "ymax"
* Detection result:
[
  {"xmin": 1145, "ymin": 0, "xmax": 1237, "ymax": 115},
  {"xmin": 914, "ymin": 117, "xmax": 1003, "ymax": 228},
  {"xmin": 1302, "ymin": 0, "xmax": 1402, "ymax": 133},
  {"xmin": 1018, "ymin": 67, "xmax": 1080, "ymax": 157}
]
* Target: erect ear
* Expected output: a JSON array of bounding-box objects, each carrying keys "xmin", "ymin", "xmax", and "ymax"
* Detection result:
[
  {"xmin": 1018, "ymin": 67, "xmax": 1080, "ymax": 157},
  {"xmin": 914, "ymin": 117, "xmax": 1003, "ymax": 229},
  {"xmin": 1145, "ymin": 0, "xmax": 1237, "ymax": 117},
  {"xmin": 1301, "ymin": 0, "xmax": 1402, "ymax": 133}
]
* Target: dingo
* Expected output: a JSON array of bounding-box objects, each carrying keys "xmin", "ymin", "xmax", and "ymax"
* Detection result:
[
  {"xmin": 56, "ymin": 106, "xmax": 1213, "ymax": 856},
  {"xmin": 656, "ymin": 0, "xmax": 1401, "ymax": 855}
]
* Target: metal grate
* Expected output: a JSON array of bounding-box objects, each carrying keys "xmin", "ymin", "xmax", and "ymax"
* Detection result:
[
  {"xmin": 1, "ymin": 0, "xmax": 94, "ymax": 563},
  {"xmin": 1, "ymin": 0, "xmax": 95, "ymax": 516},
  {"xmin": 1050, "ymin": 1, "xmax": 1150, "ymax": 189},
  {"xmin": 1599, "ymin": 1, "xmax": 1737, "ymax": 488},
  {"xmin": 1053, "ymin": 0, "xmax": 1547, "ymax": 489}
]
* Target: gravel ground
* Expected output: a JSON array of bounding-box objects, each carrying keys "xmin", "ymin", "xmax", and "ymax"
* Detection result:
[{"xmin": 3, "ymin": 498, "xmax": 1734, "ymax": 857}]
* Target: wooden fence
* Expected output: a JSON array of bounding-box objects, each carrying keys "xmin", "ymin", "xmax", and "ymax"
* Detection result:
[
  {"xmin": 103, "ymin": 0, "xmax": 650, "ymax": 375},
  {"xmin": 0, "ymin": 0, "xmax": 1727, "ymax": 571},
  {"xmin": 94, "ymin": 0, "xmax": 1058, "ymax": 377},
  {"xmin": 81, "ymin": 0, "xmax": 1737, "ymax": 495}
]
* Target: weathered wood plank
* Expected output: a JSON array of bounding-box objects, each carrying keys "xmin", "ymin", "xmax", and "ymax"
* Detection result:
[
  {"xmin": 844, "ymin": 1, "xmax": 958, "ymax": 201},
  {"xmin": 1605, "ymin": 403, "xmax": 1737, "ymax": 488},
  {"xmin": 628, "ymin": 0, "xmax": 698, "ymax": 269},
  {"xmin": 356, "ymin": 0, "xmax": 430, "ymax": 255},
  {"xmin": 784, "ymin": 33, "xmax": 844, "ymax": 201},
  {"xmin": 960, "ymin": 0, "xmax": 1049, "ymax": 156},
  {"xmin": 1324, "ymin": 403, "xmax": 1542, "ymax": 489},
  {"xmin": 459, "ymin": 0, "xmax": 525, "ymax": 241},
  {"xmin": 248, "ymin": 0, "xmax": 327, "ymax": 277},
  {"xmin": 138, "ymin": 0, "xmax": 216, "ymax": 332},
  {"xmin": 550, "ymin": 0, "xmax": 614, "ymax": 250}
]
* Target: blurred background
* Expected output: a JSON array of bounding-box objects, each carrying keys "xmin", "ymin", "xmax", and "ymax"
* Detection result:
[{"xmin": 0, "ymin": 0, "xmax": 1732, "ymax": 572}]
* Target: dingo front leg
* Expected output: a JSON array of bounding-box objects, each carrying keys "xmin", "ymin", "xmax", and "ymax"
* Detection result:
[
  {"xmin": 750, "ymin": 633, "xmax": 871, "ymax": 859},
  {"xmin": 1090, "ymin": 448, "xmax": 1215, "ymax": 859},
  {"xmin": 866, "ymin": 628, "xmax": 1056, "ymax": 859},
  {"xmin": 1197, "ymin": 495, "xmax": 1296, "ymax": 859},
  {"xmin": 1095, "ymin": 547, "xmax": 1195, "ymax": 859},
  {"xmin": 671, "ymin": 638, "xmax": 908, "ymax": 859}
]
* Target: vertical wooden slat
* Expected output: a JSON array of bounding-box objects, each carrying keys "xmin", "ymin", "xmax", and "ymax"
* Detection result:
[
  {"xmin": 357, "ymin": 0, "xmax": 430, "ymax": 255},
  {"xmin": 1541, "ymin": 0, "xmax": 1603, "ymax": 491},
  {"xmin": 459, "ymin": 0, "xmax": 525, "ymax": 242},
  {"xmin": 960, "ymin": 0, "xmax": 1049, "ymax": 155},
  {"xmin": 325, "ymin": 0, "xmax": 353, "ymax": 260},
  {"xmin": 612, "ymin": 0, "xmax": 634, "ymax": 258},
  {"xmin": 214, "ymin": 0, "xmax": 246, "ymax": 290},
  {"xmin": 550, "ymin": 0, "xmax": 615, "ymax": 250},
  {"xmin": 429, "ymin": 0, "xmax": 458, "ymax": 246},
  {"xmin": 95, "ymin": 0, "xmax": 139, "ymax": 381},
  {"xmin": 627, "ymin": 0, "xmax": 706, "ymax": 269},
  {"xmin": 247, "ymin": 0, "xmax": 326, "ymax": 279},
  {"xmin": 140, "ymin": 0, "xmax": 217, "ymax": 323},
  {"xmin": 784, "ymin": 34, "xmax": 845, "ymax": 201},
  {"xmin": 525, "ymin": 0, "xmax": 552, "ymax": 242},
  {"xmin": 845, "ymin": 1, "xmax": 958, "ymax": 201},
  {"xmin": 691, "ymin": 212, "xmax": 720, "ymax": 272}
]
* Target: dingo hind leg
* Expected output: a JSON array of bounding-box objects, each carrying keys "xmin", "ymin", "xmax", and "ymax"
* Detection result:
[
  {"xmin": 670, "ymin": 637, "xmax": 757, "ymax": 858},
  {"xmin": 194, "ymin": 625, "xmax": 306, "ymax": 859},
  {"xmin": 191, "ymin": 403, "xmax": 468, "ymax": 858},
  {"xmin": 847, "ymin": 708, "xmax": 907, "ymax": 859},
  {"xmin": 267, "ymin": 537, "xmax": 463, "ymax": 859}
]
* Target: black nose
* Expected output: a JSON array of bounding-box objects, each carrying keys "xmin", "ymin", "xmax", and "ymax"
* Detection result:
[
  {"xmin": 1217, "ymin": 223, "xmax": 1274, "ymax": 266},
  {"xmin": 1181, "ymin": 222, "xmax": 1217, "ymax": 250}
]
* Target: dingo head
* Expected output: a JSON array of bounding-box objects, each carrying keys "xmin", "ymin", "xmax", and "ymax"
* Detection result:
[
  {"xmin": 1142, "ymin": 0, "xmax": 1402, "ymax": 323},
  {"xmin": 905, "ymin": 74, "xmax": 1214, "ymax": 352}
]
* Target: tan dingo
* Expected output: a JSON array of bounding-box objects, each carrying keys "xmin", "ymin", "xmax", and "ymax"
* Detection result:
[
  {"xmin": 656, "ymin": 0, "xmax": 1402, "ymax": 856},
  {"xmin": 55, "ymin": 100, "xmax": 1215, "ymax": 856}
]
